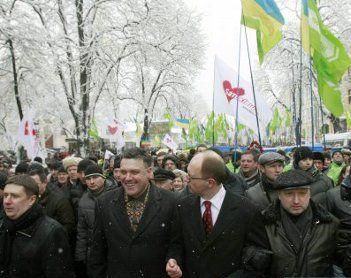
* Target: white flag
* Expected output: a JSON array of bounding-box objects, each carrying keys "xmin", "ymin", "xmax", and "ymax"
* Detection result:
[
  {"xmin": 17, "ymin": 113, "xmax": 40, "ymax": 159},
  {"xmin": 214, "ymin": 56, "xmax": 272, "ymax": 136},
  {"xmin": 162, "ymin": 134, "xmax": 177, "ymax": 151}
]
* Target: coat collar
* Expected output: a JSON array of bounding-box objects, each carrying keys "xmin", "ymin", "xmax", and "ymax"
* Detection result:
[{"xmin": 112, "ymin": 183, "xmax": 162, "ymax": 239}]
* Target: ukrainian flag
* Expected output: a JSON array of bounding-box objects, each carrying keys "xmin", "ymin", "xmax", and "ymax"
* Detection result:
[
  {"xmin": 175, "ymin": 118, "xmax": 190, "ymax": 129},
  {"xmin": 241, "ymin": 0, "xmax": 285, "ymax": 64}
]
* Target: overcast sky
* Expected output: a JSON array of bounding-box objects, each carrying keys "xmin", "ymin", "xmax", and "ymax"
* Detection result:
[{"xmin": 183, "ymin": 0, "xmax": 259, "ymax": 109}]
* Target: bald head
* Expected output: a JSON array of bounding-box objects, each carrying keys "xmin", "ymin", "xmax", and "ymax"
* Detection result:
[{"xmin": 191, "ymin": 150, "xmax": 227, "ymax": 184}]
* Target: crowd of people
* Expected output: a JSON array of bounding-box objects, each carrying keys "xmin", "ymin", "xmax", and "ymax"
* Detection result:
[{"xmin": 0, "ymin": 143, "xmax": 351, "ymax": 277}]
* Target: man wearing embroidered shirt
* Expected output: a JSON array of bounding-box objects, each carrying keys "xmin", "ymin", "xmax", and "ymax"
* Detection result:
[{"xmin": 167, "ymin": 150, "xmax": 271, "ymax": 278}]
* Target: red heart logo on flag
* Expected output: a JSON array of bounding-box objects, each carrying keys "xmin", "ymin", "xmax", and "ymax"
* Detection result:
[
  {"xmin": 222, "ymin": 80, "xmax": 245, "ymax": 103},
  {"xmin": 108, "ymin": 126, "xmax": 118, "ymax": 135}
]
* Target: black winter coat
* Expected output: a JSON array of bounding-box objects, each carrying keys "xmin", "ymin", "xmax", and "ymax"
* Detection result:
[
  {"xmin": 169, "ymin": 190, "xmax": 271, "ymax": 278},
  {"xmin": 39, "ymin": 187, "xmax": 75, "ymax": 236},
  {"xmin": 89, "ymin": 184, "xmax": 178, "ymax": 278},
  {"xmin": 75, "ymin": 180, "xmax": 116, "ymax": 262},
  {"xmin": 0, "ymin": 212, "xmax": 74, "ymax": 277},
  {"xmin": 263, "ymin": 200, "xmax": 340, "ymax": 278}
]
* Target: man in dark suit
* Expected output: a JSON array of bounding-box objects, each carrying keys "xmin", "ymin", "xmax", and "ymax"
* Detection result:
[
  {"xmin": 167, "ymin": 150, "xmax": 271, "ymax": 278},
  {"xmin": 89, "ymin": 148, "xmax": 177, "ymax": 278}
]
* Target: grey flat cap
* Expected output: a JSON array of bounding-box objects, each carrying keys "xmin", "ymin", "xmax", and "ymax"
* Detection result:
[
  {"xmin": 258, "ymin": 152, "xmax": 285, "ymax": 165},
  {"xmin": 273, "ymin": 169, "xmax": 315, "ymax": 190}
]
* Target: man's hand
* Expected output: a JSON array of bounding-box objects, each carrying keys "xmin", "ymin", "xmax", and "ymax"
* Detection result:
[{"xmin": 166, "ymin": 258, "xmax": 182, "ymax": 278}]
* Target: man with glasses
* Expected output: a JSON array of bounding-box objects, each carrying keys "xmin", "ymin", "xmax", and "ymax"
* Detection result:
[{"xmin": 166, "ymin": 150, "xmax": 271, "ymax": 278}]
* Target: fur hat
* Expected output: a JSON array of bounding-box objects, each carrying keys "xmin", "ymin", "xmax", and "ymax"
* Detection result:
[
  {"xmin": 293, "ymin": 147, "xmax": 313, "ymax": 168},
  {"xmin": 273, "ymin": 169, "xmax": 315, "ymax": 190},
  {"xmin": 62, "ymin": 157, "xmax": 82, "ymax": 171}
]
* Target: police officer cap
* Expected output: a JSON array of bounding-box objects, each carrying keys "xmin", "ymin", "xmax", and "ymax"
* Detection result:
[
  {"xmin": 273, "ymin": 169, "xmax": 315, "ymax": 190},
  {"xmin": 258, "ymin": 152, "xmax": 285, "ymax": 165}
]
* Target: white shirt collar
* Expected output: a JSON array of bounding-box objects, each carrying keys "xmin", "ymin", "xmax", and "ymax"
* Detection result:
[{"xmin": 201, "ymin": 185, "xmax": 226, "ymax": 210}]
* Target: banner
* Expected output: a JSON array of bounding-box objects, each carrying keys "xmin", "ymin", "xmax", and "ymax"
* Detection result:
[
  {"xmin": 162, "ymin": 134, "xmax": 177, "ymax": 150},
  {"xmin": 213, "ymin": 56, "xmax": 273, "ymax": 136}
]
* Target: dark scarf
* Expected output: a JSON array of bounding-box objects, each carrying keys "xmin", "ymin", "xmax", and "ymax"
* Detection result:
[
  {"xmin": 1, "ymin": 203, "xmax": 43, "ymax": 267},
  {"xmin": 280, "ymin": 205, "xmax": 313, "ymax": 253}
]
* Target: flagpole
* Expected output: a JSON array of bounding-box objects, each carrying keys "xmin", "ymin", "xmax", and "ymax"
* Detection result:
[
  {"xmin": 212, "ymin": 57, "xmax": 216, "ymax": 148},
  {"xmin": 290, "ymin": 39, "xmax": 297, "ymax": 145},
  {"xmin": 319, "ymin": 96, "xmax": 327, "ymax": 149},
  {"xmin": 298, "ymin": 31, "xmax": 303, "ymax": 147},
  {"xmin": 242, "ymin": 15, "xmax": 262, "ymax": 146},
  {"xmin": 234, "ymin": 22, "xmax": 243, "ymax": 158},
  {"xmin": 308, "ymin": 54, "xmax": 315, "ymax": 150}
]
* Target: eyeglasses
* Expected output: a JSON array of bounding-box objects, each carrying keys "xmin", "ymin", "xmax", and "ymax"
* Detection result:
[{"xmin": 188, "ymin": 175, "xmax": 209, "ymax": 181}]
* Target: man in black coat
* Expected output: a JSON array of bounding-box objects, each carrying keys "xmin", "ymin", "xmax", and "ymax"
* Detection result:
[
  {"xmin": 263, "ymin": 169, "xmax": 341, "ymax": 277},
  {"xmin": 89, "ymin": 148, "xmax": 178, "ymax": 278},
  {"xmin": 0, "ymin": 174, "xmax": 74, "ymax": 277},
  {"xmin": 166, "ymin": 150, "xmax": 271, "ymax": 278},
  {"xmin": 29, "ymin": 168, "xmax": 75, "ymax": 237}
]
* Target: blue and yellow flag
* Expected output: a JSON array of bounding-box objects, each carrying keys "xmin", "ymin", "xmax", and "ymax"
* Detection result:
[
  {"xmin": 175, "ymin": 118, "xmax": 190, "ymax": 129},
  {"xmin": 241, "ymin": 0, "xmax": 285, "ymax": 63}
]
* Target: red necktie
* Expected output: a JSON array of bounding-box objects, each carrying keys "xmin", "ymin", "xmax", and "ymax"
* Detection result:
[{"xmin": 202, "ymin": 201, "xmax": 213, "ymax": 234}]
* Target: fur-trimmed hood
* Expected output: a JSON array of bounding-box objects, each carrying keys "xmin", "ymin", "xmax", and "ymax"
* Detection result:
[{"xmin": 262, "ymin": 199, "xmax": 334, "ymax": 225}]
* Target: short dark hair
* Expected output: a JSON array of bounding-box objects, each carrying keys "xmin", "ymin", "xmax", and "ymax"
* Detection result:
[
  {"xmin": 15, "ymin": 161, "xmax": 29, "ymax": 175},
  {"xmin": 196, "ymin": 144, "xmax": 207, "ymax": 151},
  {"xmin": 200, "ymin": 151, "xmax": 227, "ymax": 184},
  {"xmin": 122, "ymin": 148, "xmax": 152, "ymax": 167},
  {"xmin": 77, "ymin": 159, "xmax": 95, "ymax": 173},
  {"xmin": 28, "ymin": 168, "xmax": 47, "ymax": 183},
  {"xmin": 33, "ymin": 156, "xmax": 43, "ymax": 164},
  {"xmin": 6, "ymin": 174, "xmax": 39, "ymax": 196},
  {"xmin": 162, "ymin": 155, "xmax": 180, "ymax": 169},
  {"xmin": 241, "ymin": 150, "xmax": 259, "ymax": 162}
]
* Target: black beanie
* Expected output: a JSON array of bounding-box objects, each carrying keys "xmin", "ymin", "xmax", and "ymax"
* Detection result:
[
  {"xmin": 84, "ymin": 164, "xmax": 104, "ymax": 178},
  {"xmin": 78, "ymin": 159, "xmax": 95, "ymax": 173},
  {"xmin": 293, "ymin": 147, "xmax": 314, "ymax": 169}
]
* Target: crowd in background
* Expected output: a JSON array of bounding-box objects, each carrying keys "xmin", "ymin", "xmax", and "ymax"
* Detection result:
[{"xmin": 0, "ymin": 143, "xmax": 351, "ymax": 277}]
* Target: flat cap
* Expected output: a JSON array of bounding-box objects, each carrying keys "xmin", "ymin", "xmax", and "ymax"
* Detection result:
[
  {"xmin": 153, "ymin": 168, "xmax": 176, "ymax": 181},
  {"xmin": 273, "ymin": 169, "xmax": 315, "ymax": 190},
  {"xmin": 258, "ymin": 152, "xmax": 285, "ymax": 165}
]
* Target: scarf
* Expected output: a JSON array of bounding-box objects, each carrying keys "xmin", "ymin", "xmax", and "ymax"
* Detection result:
[
  {"xmin": 1, "ymin": 203, "xmax": 43, "ymax": 267},
  {"xmin": 280, "ymin": 205, "xmax": 313, "ymax": 253}
]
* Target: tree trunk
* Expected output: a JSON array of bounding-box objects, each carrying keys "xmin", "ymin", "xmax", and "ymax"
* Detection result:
[
  {"xmin": 140, "ymin": 108, "xmax": 150, "ymax": 147},
  {"xmin": 7, "ymin": 39, "xmax": 23, "ymax": 121}
]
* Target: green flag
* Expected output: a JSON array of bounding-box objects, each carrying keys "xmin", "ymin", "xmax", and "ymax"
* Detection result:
[
  {"xmin": 88, "ymin": 118, "xmax": 99, "ymax": 140},
  {"xmin": 285, "ymin": 108, "xmax": 292, "ymax": 127},
  {"xmin": 346, "ymin": 111, "xmax": 351, "ymax": 129},
  {"xmin": 270, "ymin": 108, "xmax": 282, "ymax": 133},
  {"xmin": 301, "ymin": 0, "xmax": 351, "ymax": 116}
]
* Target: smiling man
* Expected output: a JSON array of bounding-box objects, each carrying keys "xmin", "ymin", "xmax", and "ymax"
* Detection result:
[
  {"xmin": 263, "ymin": 169, "xmax": 340, "ymax": 277},
  {"xmin": 0, "ymin": 174, "xmax": 74, "ymax": 277},
  {"xmin": 89, "ymin": 148, "xmax": 178, "ymax": 278}
]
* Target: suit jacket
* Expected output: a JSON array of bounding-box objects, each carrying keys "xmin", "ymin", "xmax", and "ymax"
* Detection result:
[
  {"xmin": 169, "ymin": 190, "xmax": 271, "ymax": 278},
  {"xmin": 88, "ymin": 184, "xmax": 177, "ymax": 278}
]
